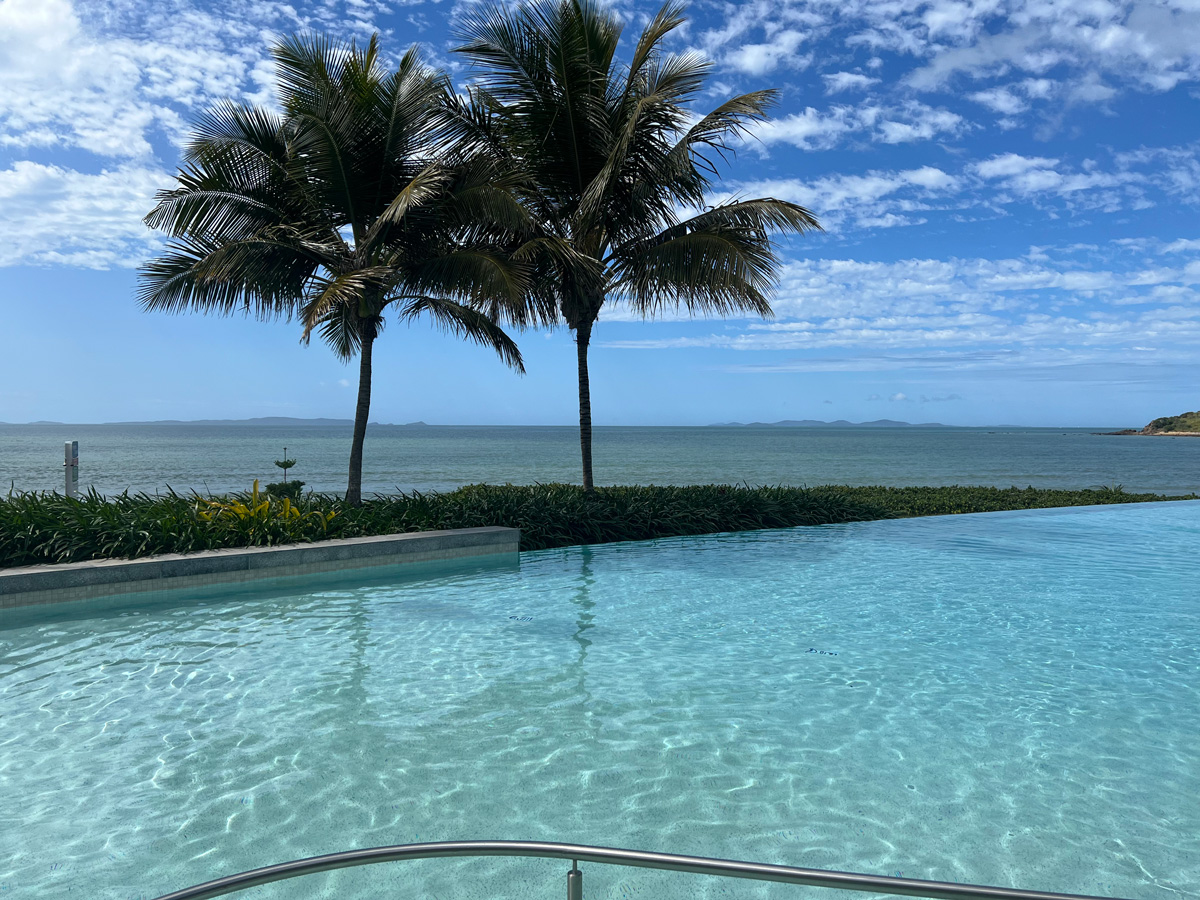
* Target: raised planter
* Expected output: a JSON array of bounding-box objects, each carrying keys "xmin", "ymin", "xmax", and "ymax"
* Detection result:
[{"xmin": 0, "ymin": 526, "xmax": 519, "ymax": 610}]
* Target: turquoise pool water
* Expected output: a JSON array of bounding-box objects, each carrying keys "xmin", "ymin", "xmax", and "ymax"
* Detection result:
[{"xmin": 1, "ymin": 503, "xmax": 1198, "ymax": 900}]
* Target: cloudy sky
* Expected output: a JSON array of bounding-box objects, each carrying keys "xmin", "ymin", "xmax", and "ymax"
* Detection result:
[{"xmin": 1, "ymin": 0, "xmax": 1198, "ymax": 426}]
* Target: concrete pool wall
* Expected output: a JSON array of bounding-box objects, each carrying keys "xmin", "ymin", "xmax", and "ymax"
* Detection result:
[{"xmin": 0, "ymin": 526, "xmax": 519, "ymax": 610}]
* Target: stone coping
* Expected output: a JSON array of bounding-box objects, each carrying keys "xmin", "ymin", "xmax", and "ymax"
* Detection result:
[{"xmin": 0, "ymin": 526, "xmax": 519, "ymax": 609}]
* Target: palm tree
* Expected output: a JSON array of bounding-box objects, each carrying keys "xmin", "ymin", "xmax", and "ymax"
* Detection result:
[
  {"xmin": 453, "ymin": 0, "xmax": 822, "ymax": 490},
  {"xmin": 140, "ymin": 35, "xmax": 534, "ymax": 504}
]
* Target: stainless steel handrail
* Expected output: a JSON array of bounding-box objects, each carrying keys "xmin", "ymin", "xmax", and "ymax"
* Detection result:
[{"xmin": 150, "ymin": 840, "xmax": 1134, "ymax": 900}]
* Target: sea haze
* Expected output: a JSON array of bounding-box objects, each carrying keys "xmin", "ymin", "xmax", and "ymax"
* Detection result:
[{"xmin": 2, "ymin": 423, "xmax": 1198, "ymax": 496}]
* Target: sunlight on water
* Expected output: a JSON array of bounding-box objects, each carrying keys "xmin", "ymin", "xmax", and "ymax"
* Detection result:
[{"xmin": 1, "ymin": 502, "xmax": 1198, "ymax": 899}]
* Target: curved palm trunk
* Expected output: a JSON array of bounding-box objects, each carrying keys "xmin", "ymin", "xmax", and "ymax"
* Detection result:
[
  {"xmin": 575, "ymin": 319, "xmax": 594, "ymax": 491},
  {"xmin": 346, "ymin": 325, "xmax": 375, "ymax": 506}
]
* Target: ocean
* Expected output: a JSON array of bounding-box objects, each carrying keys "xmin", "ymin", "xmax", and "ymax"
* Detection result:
[{"xmin": 2, "ymin": 422, "xmax": 1198, "ymax": 497}]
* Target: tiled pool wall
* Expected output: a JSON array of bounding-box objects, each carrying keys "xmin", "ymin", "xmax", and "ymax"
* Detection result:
[{"xmin": 0, "ymin": 526, "xmax": 519, "ymax": 610}]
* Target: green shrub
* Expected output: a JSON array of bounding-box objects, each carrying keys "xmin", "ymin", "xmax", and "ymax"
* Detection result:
[
  {"xmin": 265, "ymin": 480, "xmax": 305, "ymax": 501},
  {"xmin": 0, "ymin": 482, "xmax": 1192, "ymax": 568}
]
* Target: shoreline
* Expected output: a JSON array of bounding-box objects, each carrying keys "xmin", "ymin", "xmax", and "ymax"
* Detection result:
[{"xmin": 1100, "ymin": 430, "xmax": 1200, "ymax": 436}]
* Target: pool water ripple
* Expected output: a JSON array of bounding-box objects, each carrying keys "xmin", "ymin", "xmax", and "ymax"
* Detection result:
[{"xmin": 1, "ymin": 502, "xmax": 1198, "ymax": 900}]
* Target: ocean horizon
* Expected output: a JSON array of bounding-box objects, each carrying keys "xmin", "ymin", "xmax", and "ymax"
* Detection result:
[{"xmin": 3, "ymin": 422, "xmax": 1197, "ymax": 497}]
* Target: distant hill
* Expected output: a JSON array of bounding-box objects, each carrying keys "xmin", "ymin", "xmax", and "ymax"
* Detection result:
[
  {"xmin": 710, "ymin": 418, "xmax": 945, "ymax": 428},
  {"xmin": 106, "ymin": 416, "xmax": 356, "ymax": 427},
  {"xmin": 1104, "ymin": 410, "xmax": 1200, "ymax": 436},
  {"xmin": 1143, "ymin": 410, "xmax": 1200, "ymax": 434},
  {"xmin": 4, "ymin": 417, "xmax": 431, "ymax": 427}
]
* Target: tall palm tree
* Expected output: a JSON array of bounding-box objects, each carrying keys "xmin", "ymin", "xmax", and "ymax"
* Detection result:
[
  {"xmin": 140, "ymin": 35, "xmax": 533, "ymax": 504},
  {"xmin": 454, "ymin": 0, "xmax": 822, "ymax": 490}
]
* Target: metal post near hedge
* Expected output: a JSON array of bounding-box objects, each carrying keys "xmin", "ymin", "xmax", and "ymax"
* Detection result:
[{"xmin": 64, "ymin": 441, "xmax": 79, "ymax": 497}]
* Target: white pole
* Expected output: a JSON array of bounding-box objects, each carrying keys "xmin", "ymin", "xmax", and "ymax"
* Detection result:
[{"xmin": 64, "ymin": 441, "xmax": 79, "ymax": 498}]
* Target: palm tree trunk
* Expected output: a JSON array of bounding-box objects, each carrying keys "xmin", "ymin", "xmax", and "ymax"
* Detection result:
[
  {"xmin": 576, "ymin": 318, "xmax": 594, "ymax": 491},
  {"xmin": 346, "ymin": 324, "xmax": 375, "ymax": 506}
]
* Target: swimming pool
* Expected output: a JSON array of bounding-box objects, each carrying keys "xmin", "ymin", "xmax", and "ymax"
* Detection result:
[{"xmin": 1, "ymin": 502, "xmax": 1198, "ymax": 900}]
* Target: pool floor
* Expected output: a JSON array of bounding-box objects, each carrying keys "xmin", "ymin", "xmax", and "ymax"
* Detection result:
[{"xmin": 1, "ymin": 502, "xmax": 1198, "ymax": 900}]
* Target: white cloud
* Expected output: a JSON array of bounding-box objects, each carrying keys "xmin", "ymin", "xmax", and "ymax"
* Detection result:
[
  {"xmin": 725, "ymin": 29, "xmax": 809, "ymax": 76},
  {"xmin": 823, "ymin": 71, "xmax": 880, "ymax": 93},
  {"xmin": 876, "ymin": 103, "xmax": 964, "ymax": 143},
  {"xmin": 968, "ymin": 87, "xmax": 1027, "ymax": 115},
  {"xmin": 973, "ymin": 153, "xmax": 1059, "ymax": 179},
  {"xmin": 0, "ymin": 161, "xmax": 171, "ymax": 268},
  {"xmin": 905, "ymin": 166, "xmax": 958, "ymax": 190},
  {"xmin": 906, "ymin": 1, "xmax": 1200, "ymax": 96},
  {"xmin": 0, "ymin": 0, "xmax": 274, "ymax": 158},
  {"xmin": 600, "ymin": 246, "xmax": 1200, "ymax": 360},
  {"xmin": 754, "ymin": 100, "xmax": 962, "ymax": 150},
  {"xmin": 1163, "ymin": 239, "xmax": 1200, "ymax": 254},
  {"xmin": 702, "ymin": 0, "xmax": 1200, "ymax": 120},
  {"xmin": 970, "ymin": 152, "xmax": 1147, "ymax": 204},
  {"xmin": 0, "ymin": 0, "xmax": 421, "ymax": 271},
  {"xmin": 716, "ymin": 143, "xmax": 1198, "ymax": 231},
  {"xmin": 1116, "ymin": 145, "xmax": 1200, "ymax": 200},
  {"xmin": 752, "ymin": 106, "xmax": 860, "ymax": 151},
  {"xmin": 0, "ymin": 0, "xmax": 406, "ymax": 161},
  {"xmin": 723, "ymin": 165, "xmax": 960, "ymax": 231}
]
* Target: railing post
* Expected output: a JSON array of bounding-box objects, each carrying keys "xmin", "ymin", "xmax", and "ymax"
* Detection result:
[{"xmin": 567, "ymin": 860, "xmax": 583, "ymax": 900}]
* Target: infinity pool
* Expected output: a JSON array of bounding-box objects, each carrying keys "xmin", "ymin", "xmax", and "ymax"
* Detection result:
[{"xmin": 2, "ymin": 502, "xmax": 1198, "ymax": 900}]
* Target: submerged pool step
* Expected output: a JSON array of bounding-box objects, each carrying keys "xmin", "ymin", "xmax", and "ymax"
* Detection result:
[{"xmin": 0, "ymin": 526, "xmax": 519, "ymax": 610}]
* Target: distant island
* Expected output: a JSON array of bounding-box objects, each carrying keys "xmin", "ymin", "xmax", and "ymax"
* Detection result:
[
  {"xmin": 111, "ymin": 416, "xmax": 358, "ymax": 427},
  {"xmin": 1105, "ymin": 410, "xmax": 1200, "ymax": 436},
  {"xmin": 2, "ymin": 417, "xmax": 430, "ymax": 427},
  {"xmin": 711, "ymin": 418, "xmax": 945, "ymax": 428}
]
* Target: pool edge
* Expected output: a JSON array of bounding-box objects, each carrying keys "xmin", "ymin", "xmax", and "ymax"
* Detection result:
[{"xmin": 0, "ymin": 526, "xmax": 520, "ymax": 609}]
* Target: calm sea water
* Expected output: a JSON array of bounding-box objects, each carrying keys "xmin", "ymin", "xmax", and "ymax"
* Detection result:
[
  {"xmin": 2, "ymin": 503, "xmax": 1198, "ymax": 899},
  {"xmin": 2, "ymin": 423, "xmax": 1199, "ymax": 496}
]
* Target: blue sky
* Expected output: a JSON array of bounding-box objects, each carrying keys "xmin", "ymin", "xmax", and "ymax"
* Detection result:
[{"xmin": 1, "ymin": 0, "xmax": 1198, "ymax": 427}]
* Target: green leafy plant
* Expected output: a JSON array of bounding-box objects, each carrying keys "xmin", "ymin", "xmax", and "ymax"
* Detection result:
[
  {"xmin": 265, "ymin": 480, "xmax": 305, "ymax": 501},
  {"xmin": 195, "ymin": 480, "xmax": 334, "ymax": 537}
]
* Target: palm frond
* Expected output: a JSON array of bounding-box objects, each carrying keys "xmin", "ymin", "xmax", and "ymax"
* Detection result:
[
  {"xmin": 611, "ymin": 198, "xmax": 822, "ymax": 318},
  {"xmin": 300, "ymin": 268, "xmax": 394, "ymax": 341},
  {"xmin": 575, "ymin": 50, "xmax": 708, "ymax": 229},
  {"xmin": 625, "ymin": 0, "xmax": 687, "ymax": 86},
  {"xmin": 273, "ymin": 33, "xmax": 357, "ymax": 114},
  {"xmin": 313, "ymin": 303, "xmax": 382, "ymax": 361},
  {"xmin": 373, "ymin": 47, "xmax": 451, "ymax": 203},
  {"xmin": 397, "ymin": 296, "xmax": 526, "ymax": 372},
  {"xmin": 360, "ymin": 163, "xmax": 453, "ymax": 251},
  {"xmin": 670, "ymin": 90, "xmax": 777, "ymax": 179},
  {"xmin": 137, "ymin": 235, "xmax": 321, "ymax": 319},
  {"xmin": 614, "ymin": 228, "xmax": 776, "ymax": 318},
  {"xmin": 454, "ymin": 3, "xmax": 556, "ymax": 111},
  {"xmin": 145, "ymin": 186, "xmax": 284, "ymax": 242}
]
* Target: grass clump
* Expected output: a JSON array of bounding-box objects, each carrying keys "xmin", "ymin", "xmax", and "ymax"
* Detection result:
[
  {"xmin": 328, "ymin": 484, "xmax": 887, "ymax": 552},
  {"xmin": 0, "ymin": 483, "xmax": 1193, "ymax": 568},
  {"xmin": 0, "ymin": 486, "xmax": 338, "ymax": 567},
  {"xmin": 808, "ymin": 484, "xmax": 1178, "ymax": 518}
]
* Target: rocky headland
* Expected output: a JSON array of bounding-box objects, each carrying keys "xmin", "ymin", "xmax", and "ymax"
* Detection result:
[{"xmin": 1104, "ymin": 410, "xmax": 1200, "ymax": 436}]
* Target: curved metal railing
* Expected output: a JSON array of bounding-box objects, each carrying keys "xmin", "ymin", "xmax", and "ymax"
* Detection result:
[{"xmin": 150, "ymin": 840, "xmax": 1133, "ymax": 900}]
